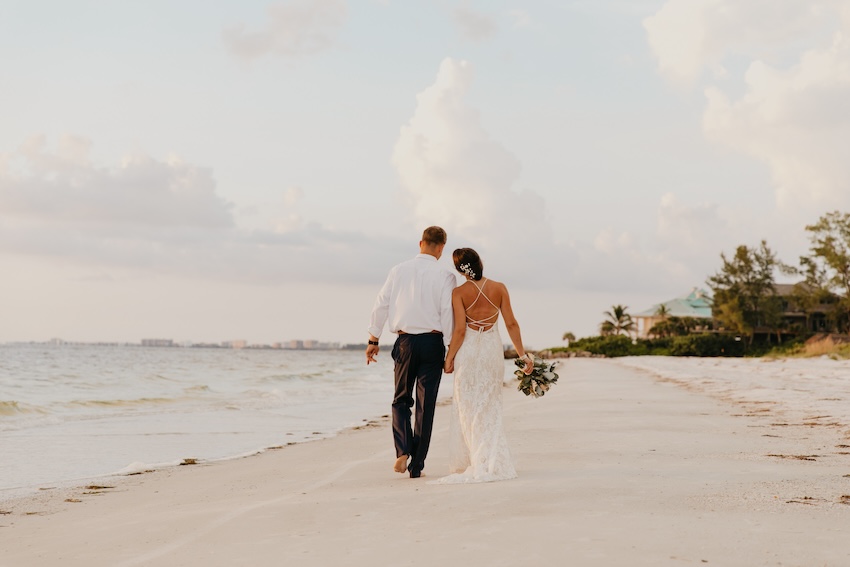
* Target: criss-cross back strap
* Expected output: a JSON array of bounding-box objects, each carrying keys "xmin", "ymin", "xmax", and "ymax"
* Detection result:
[{"xmin": 465, "ymin": 279, "xmax": 500, "ymax": 328}]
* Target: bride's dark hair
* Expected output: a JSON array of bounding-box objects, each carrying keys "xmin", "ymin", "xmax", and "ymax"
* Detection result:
[{"xmin": 453, "ymin": 248, "xmax": 484, "ymax": 281}]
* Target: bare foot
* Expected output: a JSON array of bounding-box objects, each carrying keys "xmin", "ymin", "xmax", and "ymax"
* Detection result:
[{"xmin": 394, "ymin": 455, "xmax": 408, "ymax": 473}]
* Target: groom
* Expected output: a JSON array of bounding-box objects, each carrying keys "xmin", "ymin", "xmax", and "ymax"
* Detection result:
[{"xmin": 366, "ymin": 226, "xmax": 456, "ymax": 478}]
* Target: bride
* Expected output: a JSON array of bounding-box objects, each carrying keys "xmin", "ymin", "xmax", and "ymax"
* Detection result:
[{"xmin": 431, "ymin": 248, "xmax": 533, "ymax": 484}]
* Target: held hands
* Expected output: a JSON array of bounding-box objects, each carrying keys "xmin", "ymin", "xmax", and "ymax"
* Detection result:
[{"xmin": 444, "ymin": 356, "xmax": 455, "ymax": 374}]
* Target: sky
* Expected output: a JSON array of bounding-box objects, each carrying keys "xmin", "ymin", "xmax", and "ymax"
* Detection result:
[{"xmin": 2, "ymin": 0, "xmax": 850, "ymax": 348}]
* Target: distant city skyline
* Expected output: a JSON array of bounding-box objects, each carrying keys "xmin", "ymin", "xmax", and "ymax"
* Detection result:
[{"xmin": 19, "ymin": 337, "xmax": 353, "ymax": 350}]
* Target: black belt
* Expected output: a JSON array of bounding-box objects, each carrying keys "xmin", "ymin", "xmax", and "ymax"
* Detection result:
[{"xmin": 397, "ymin": 330, "xmax": 442, "ymax": 335}]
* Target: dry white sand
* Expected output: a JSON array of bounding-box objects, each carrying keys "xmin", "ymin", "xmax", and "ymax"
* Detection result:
[{"xmin": 2, "ymin": 358, "xmax": 849, "ymax": 566}]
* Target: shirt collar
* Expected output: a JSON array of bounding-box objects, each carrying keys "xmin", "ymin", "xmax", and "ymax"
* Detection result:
[{"xmin": 416, "ymin": 253, "xmax": 438, "ymax": 262}]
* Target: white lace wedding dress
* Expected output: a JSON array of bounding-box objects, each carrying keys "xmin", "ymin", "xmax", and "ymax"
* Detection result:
[{"xmin": 431, "ymin": 325, "xmax": 517, "ymax": 484}]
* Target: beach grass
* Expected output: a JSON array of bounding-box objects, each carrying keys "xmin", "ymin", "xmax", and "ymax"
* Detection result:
[{"xmin": 764, "ymin": 337, "xmax": 850, "ymax": 360}]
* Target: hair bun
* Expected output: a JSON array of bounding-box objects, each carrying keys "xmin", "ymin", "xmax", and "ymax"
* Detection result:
[{"xmin": 452, "ymin": 248, "xmax": 483, "ymax": 280}]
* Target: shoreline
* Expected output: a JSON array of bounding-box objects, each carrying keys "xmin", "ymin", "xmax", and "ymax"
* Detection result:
[
  {"xmin": 0, "ymin": 395, "xmax": 459, "ymax": 513},
  {"xmin": 3, "ymin": 358, "xmax": 849, "ymax": 566},
  {"xmin": 0, "ymin": 409, "xmax": 410, "ymax": 535},
  {"xmin": 0, "ymin": 347, "xmax": 436, "ymax": 501},
  {"xmin": 0, "ymin": 411, "xmax": 396, "ymax": 511}
]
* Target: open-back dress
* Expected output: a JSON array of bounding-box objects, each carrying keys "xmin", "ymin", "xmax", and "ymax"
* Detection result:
[{"xmin": 431, "ymin": 279, "xmax": 517, "ymax": 484}]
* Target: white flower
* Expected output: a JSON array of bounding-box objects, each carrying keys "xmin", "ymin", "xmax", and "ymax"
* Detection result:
[{"xmin": 458, "ymin": 263, "xmax": 475, "ymax": 278}]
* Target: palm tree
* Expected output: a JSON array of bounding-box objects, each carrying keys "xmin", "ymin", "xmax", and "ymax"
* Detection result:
[
  {"xmin": 654, "ymin": 304, "xmax": 670, "ymax": 321},
  {"xmin": 562, "ymin": 332, "xmax": 575, "ymax": 345},
  {"xmin": 601, "ymin": 305, "xmax": 635, "ymax": 336}
]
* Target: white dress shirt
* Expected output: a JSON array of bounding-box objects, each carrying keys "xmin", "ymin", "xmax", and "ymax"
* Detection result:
[{"xmin": 368, "ymin": 254, "xmax": 457, "ymax": 345}]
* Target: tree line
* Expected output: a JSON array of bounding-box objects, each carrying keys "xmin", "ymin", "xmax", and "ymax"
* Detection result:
[
  {"xmin": 561, "ymin": 211, "xmax": 850, "ymax": 356},
  {"xmin": 709, "ymin": 210, "xmax": 850, "ymax": 340}
]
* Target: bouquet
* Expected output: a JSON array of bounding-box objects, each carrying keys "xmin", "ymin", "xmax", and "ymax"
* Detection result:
[{"xmin": 514, "ymin": 355, "xmax": 559, "ymax": 398}]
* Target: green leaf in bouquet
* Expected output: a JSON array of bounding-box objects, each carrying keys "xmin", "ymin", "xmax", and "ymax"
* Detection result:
[{"xmin": 514, "ymin": 357, "xmax": 560, "ymax": 398}]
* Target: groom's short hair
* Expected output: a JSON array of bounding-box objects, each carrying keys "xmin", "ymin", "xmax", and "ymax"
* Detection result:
[{"xmin": 422, "ymin": 226, "xmax": 447, "ymax": 246}]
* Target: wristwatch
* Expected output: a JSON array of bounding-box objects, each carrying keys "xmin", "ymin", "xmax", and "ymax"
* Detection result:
[{"xmin": 368, "ymin": 340, "xmax": 379, "ymax": 346}]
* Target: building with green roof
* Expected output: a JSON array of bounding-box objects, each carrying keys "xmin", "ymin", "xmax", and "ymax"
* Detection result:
[{"xmin": 634, "ymin": 288, "xmax": 713, "ymax": 338}]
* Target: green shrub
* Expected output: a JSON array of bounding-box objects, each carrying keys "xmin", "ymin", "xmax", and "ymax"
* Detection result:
[
  {"xmin": 568, "ymin": 335, "xmax": 635, "ymax": 357},
  {"xmin": 761, "ymin": 335, "xmax": 809, "ymax": 358},
  {"xmin": 565, "ymin": 335, "xmax": 672, "ymax": 357},
  {"xmin": 560, "ymin": 333, "xmax": 752, "ymax": 357},
  {"xmin": 638, "ymin": 337, "xmax": 673, "ymax": 356},
  {"xmin": 669, "ymin": 334, "xmax": 745, "ymax": 357}
]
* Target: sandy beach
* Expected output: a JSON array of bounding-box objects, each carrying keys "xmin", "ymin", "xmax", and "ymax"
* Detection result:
[{"xmin": 2, "ymin": 357, "xmax": 849, "ymax": 566}]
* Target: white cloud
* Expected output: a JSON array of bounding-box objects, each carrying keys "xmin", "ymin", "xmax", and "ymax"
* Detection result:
[
  {"xmin": 644, "ymin": 0, "xmax": 840, "ymax": 84},
  {"xmin": 388, "ymin": 55, "xmax": 816, "ymax": 301},
  {"xmin": 571, "ymin": 193, "xmax": 739, "ymax": 295},
  {"xmin": 223, "ymin": 0, "xmax": 347, "ymax": 61},
  {"xmin": 391, "ymin": 58, "xmax": 567, "ymax": 283},
  {"xmin": 656, "ymin": 192, "xmax": 726, "ymax": 262},
  {"xmin": 643, "ymin": 0, "xmax": 711, "ymax": 83},
  {"xmin": 645, "ymin": 0, "xmax": 850, "ymax": 218},
  {"xmin": 704, "ymin": 33, "xmax": 850, "ymax": 214},
  {"xmin": 452, "ymin": 7, "xmax": 497, "ymax": 42},
  {"xmin": 1, "ymin": 135, "xmax": 233, "ymax": 228},
  {"xmin": 390, "ymin": 58, "xmax": 742, "ymax": 294},
  {"xmin": 0, "ymin": 135, "xmax": 403, "ymax": 285},
  {"xmin": 571, "ymin": 227, "xmax": 675, "ymax": 294}
]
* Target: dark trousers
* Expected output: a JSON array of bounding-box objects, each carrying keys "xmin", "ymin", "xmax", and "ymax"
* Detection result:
[{"xmin": 391, "ymin": 333, "xmax": 444, "ymax": 475}]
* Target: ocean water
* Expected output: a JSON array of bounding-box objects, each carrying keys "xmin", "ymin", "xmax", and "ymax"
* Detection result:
[{"xmin": 0, "ymin": 344, "xmax": 436, "ymax": 500}]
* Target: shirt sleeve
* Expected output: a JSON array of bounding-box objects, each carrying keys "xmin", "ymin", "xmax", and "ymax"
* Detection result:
[
  {"xmin": 367, "ymin": 269, "xmax": 394, "ymax": 338},
  {"xmin": 440, "ymin": 271, "xmax": 457, "ymax": 347}
]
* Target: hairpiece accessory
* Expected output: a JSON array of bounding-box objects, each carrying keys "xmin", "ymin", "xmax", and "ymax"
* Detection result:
[{"xmin": 458, "ymin": 263, "xmax": 476, "ymax": 278}]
